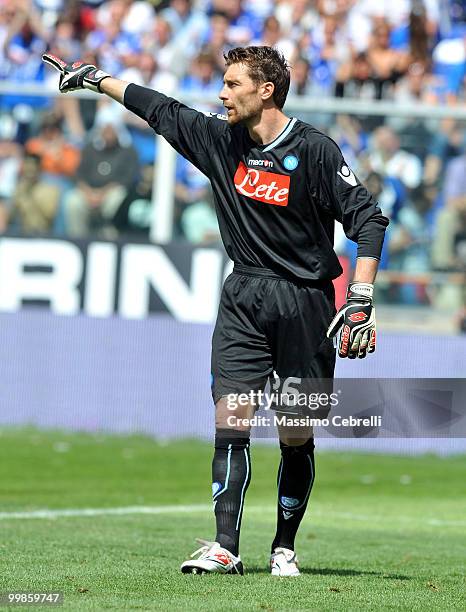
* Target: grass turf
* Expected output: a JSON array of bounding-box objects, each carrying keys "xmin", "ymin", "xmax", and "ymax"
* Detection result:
[{"xmin": 0, "ymin": 428, "xmax": 465, "ymax": 611}]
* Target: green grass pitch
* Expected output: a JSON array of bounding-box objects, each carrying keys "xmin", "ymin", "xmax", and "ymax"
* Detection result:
[{"xmin": 0, "ymin": 428, "xmax": 465, "ymax": 611}]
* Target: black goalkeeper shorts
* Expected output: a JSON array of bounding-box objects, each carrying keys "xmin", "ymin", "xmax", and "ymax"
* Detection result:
[{"xmin": 211, "ymin": 264, "xmax": 337, "ymax": 404}]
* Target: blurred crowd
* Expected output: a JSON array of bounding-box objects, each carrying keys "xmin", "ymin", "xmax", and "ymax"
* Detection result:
[{"xmin": 0, "ymin": 0, "xmax": 465, "ymax": 310}]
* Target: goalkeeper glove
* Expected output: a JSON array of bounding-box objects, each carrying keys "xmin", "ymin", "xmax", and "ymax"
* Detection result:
[
  {"xmin": 42, "ymin": 53, "xmax": 111, "ymax": 93},
  {"xmin": 326, "ymin": 282, "xmax": 376, "ymax": 359}
]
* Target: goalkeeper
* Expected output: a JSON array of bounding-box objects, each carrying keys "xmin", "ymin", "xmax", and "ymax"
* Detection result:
[{"xmin": 43, "ymin": 48, "xmax": 388, "ymax": 577}]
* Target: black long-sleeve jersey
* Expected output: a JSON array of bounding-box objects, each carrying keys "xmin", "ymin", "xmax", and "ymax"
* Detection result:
[{"xmin": 124, "ymin": 84, "xmax": 389, "ymax": 282}]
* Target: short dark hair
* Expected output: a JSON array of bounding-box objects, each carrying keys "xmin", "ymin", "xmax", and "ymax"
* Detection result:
[{"xmin": 223, "ymin": 46, "xmax": 290, "ymax": 109}]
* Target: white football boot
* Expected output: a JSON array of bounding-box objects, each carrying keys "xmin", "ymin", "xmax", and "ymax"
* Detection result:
[
  {"xmin": 270, "ymin": 547, "xmax": 300, "ymax": 576},
  {"xmin": 181, "ymin": 539, "xmax": 244, "ymax": 575}
]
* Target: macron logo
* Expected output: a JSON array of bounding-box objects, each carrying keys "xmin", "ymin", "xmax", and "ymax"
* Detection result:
[
  {"xmin": 248, "ymin": 159, "xmax": 274, "ymax": 168},
  {"xmin": 337, "ymin": 165, "xmax": 357, "ymax": 187}
]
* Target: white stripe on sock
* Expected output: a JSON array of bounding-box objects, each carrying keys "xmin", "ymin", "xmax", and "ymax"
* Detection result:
[{"xmin": 235, "ymin": 446, "xmax": 250, "ymax": 530}]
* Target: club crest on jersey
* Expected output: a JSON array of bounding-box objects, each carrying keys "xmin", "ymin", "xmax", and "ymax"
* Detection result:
[
  {"xmin": 283, "ymin": 155, "xmax": 299, "ymax": 171},
  {"xmin": 234, "ymin": 162, "xmax": 290, "ymax": 206}
]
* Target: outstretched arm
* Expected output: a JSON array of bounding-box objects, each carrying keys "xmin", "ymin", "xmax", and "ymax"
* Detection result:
[
  {"xmin": 99, "ymin": 77, "xmax": 130, "ymax": 105},
  {"xmin": 42, "ymin": 53, "xmax": 226, "ymax": 178}
]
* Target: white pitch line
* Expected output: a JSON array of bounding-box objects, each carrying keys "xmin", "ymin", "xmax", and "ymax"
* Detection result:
[
  {"xmin": 0, "ymin": 504, "xmax": 211, "ymax": 520},
  {"xmin": 0, "ymin": 505, "xmax": 465, "ymax": 527},
  {"xmin": 313, "ymin": 511, "xmax": 466, "ymax": 527}
]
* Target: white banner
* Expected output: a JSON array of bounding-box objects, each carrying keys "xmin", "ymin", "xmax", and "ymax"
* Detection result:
[{"xmin": 0, "ymin": 237, "xmax": 233, "ymax": 323}]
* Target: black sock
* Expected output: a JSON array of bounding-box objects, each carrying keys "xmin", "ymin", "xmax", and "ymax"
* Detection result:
[
  {"xmin": 271, "ymin": 437, "xmax": 315, "ymax": 552},
  {"xmin": 212, "ymin": 429, "xmax": 251, "ymax": 557}
]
